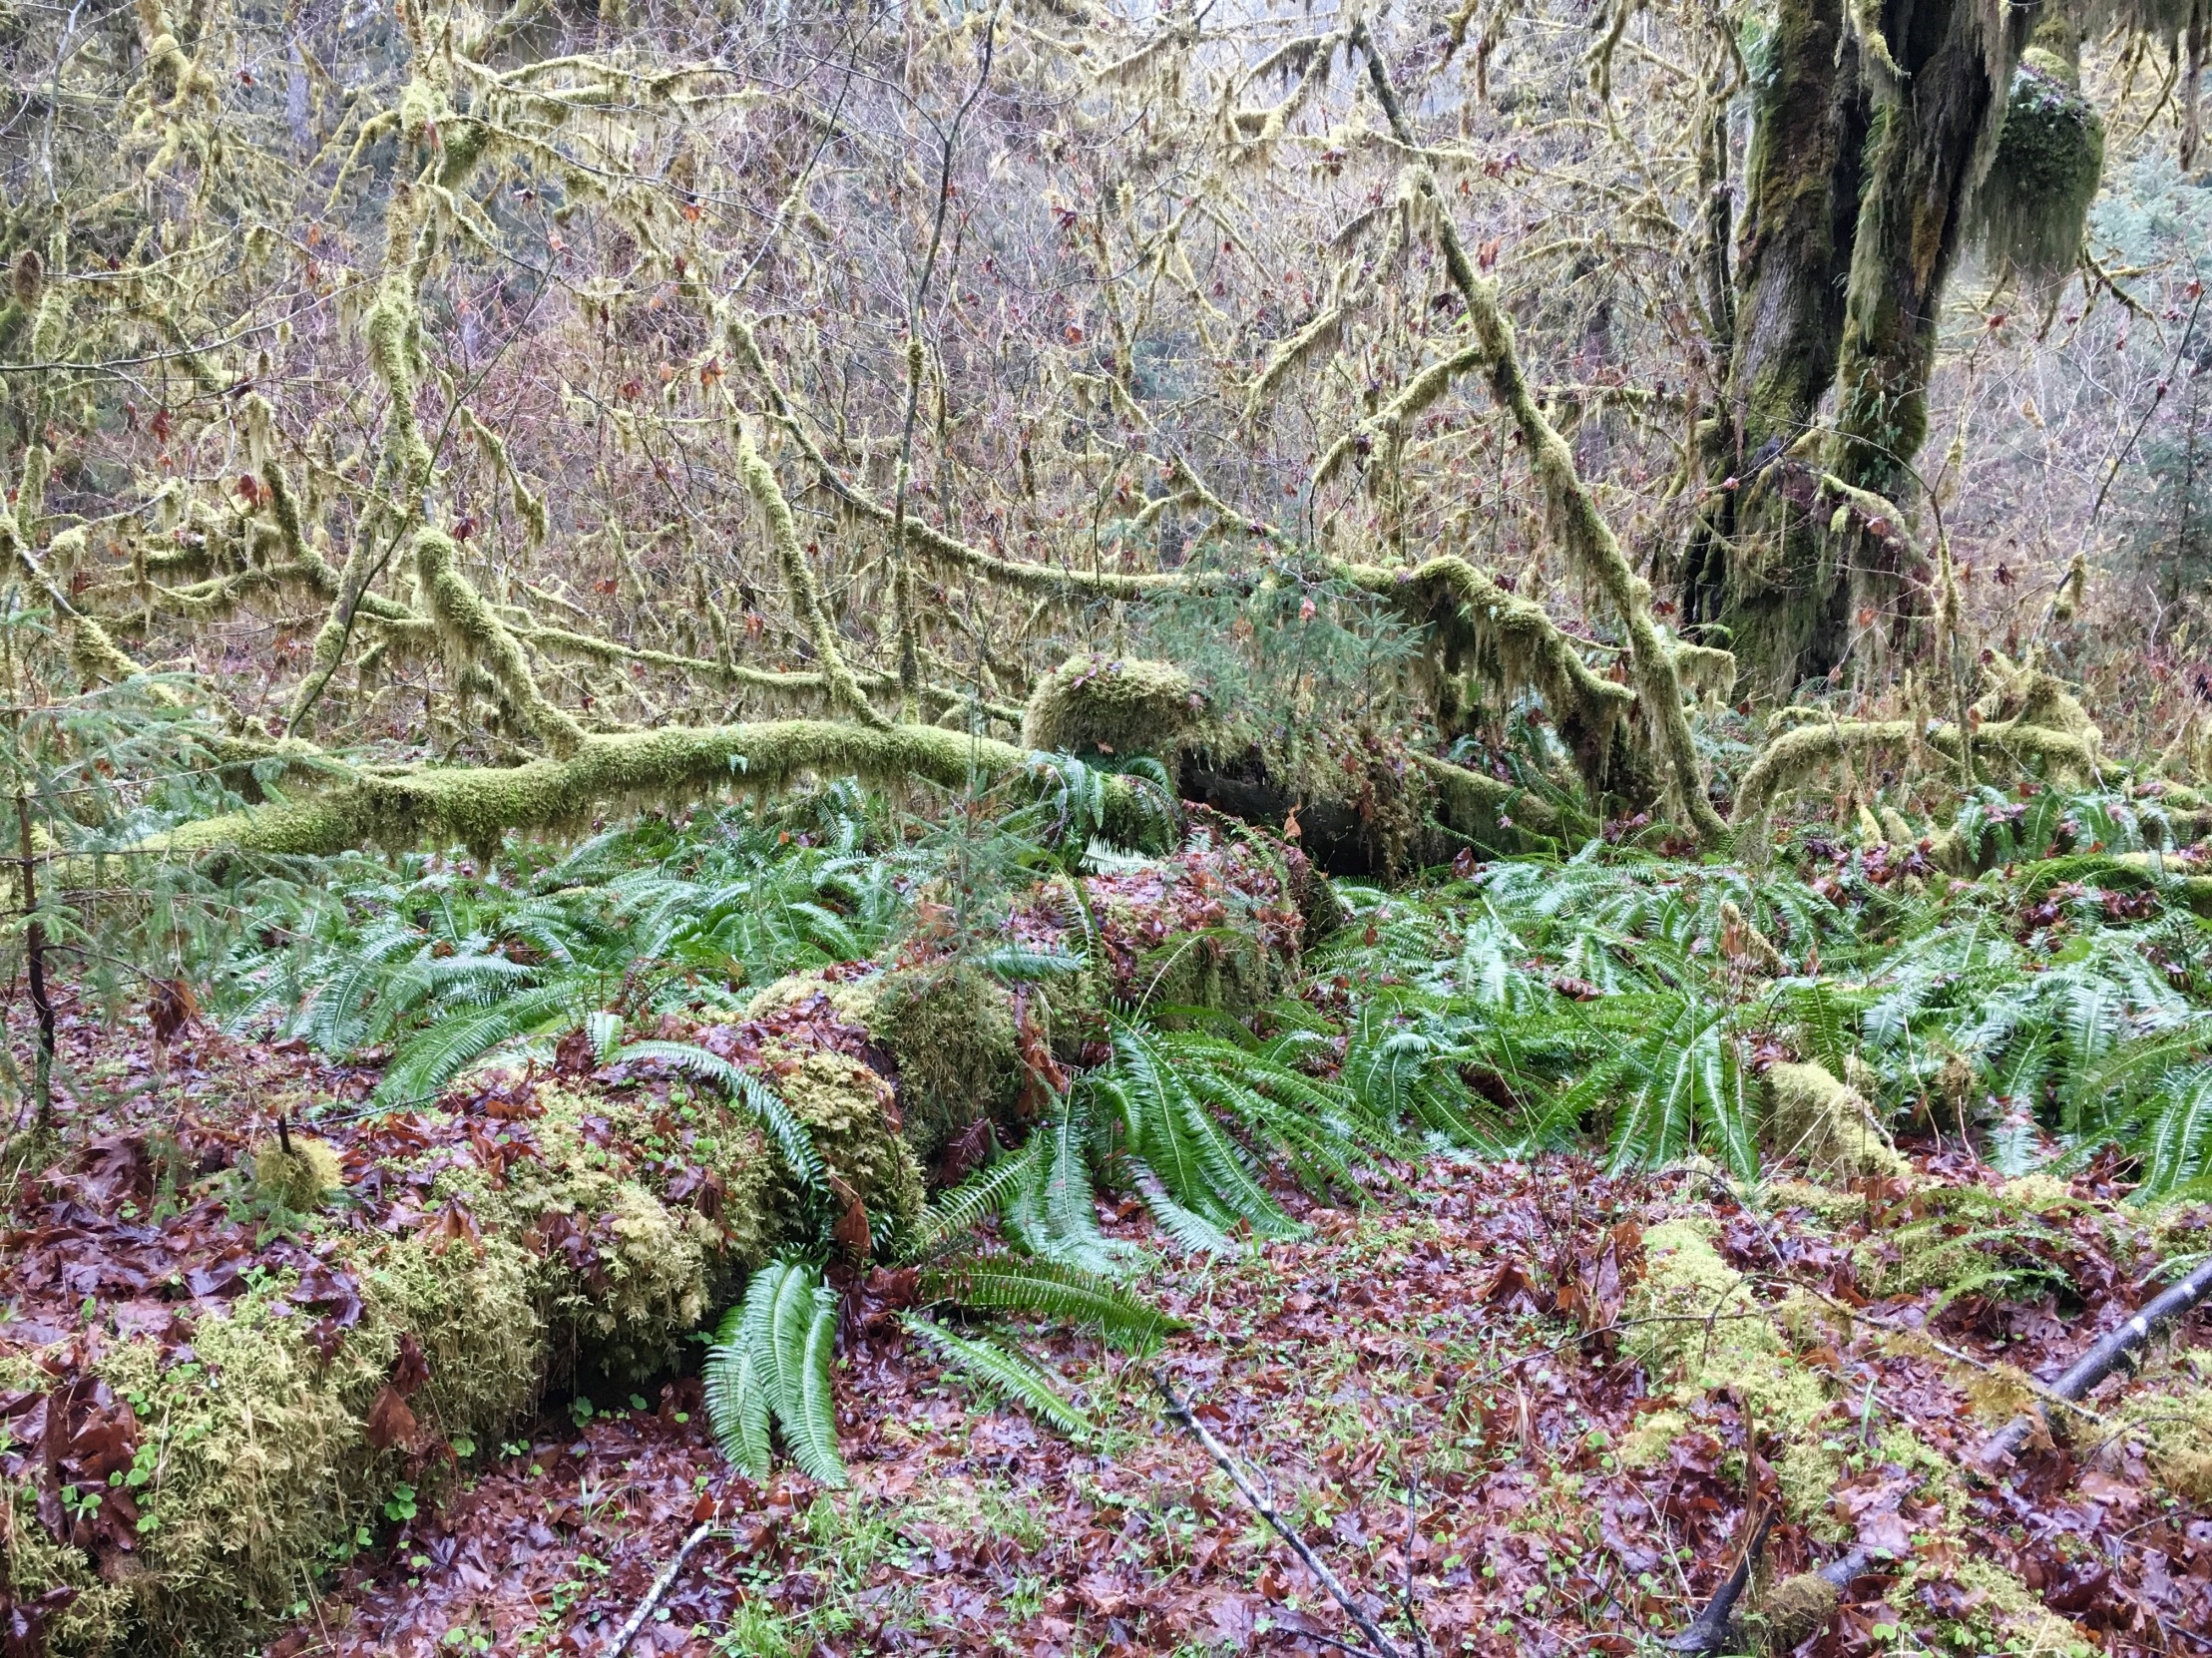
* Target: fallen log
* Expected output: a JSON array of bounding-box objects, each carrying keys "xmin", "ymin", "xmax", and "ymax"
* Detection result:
[{"xmin": 1663, "ymin": 1253, "xmax": 2212, "ymax": 1654}]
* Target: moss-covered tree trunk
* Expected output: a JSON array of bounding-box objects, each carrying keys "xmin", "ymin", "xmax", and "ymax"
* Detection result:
[
  {"xmin": 1685, "ymin": 0, "xmax": 2039, "ymax": 699},
  {"xmin": 1682, "ymin": 0, "xmax": 1870, "ymax": 694}
]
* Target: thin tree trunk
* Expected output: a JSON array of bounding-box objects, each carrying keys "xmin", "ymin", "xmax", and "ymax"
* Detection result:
[{"xmin": 15, "ymin": 776, "xmax": 52, "ymax": 1131}]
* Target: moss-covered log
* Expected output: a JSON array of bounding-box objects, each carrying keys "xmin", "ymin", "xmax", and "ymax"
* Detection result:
[
  {"xmin": 133, "ymin": 720, "xmax": 1170, "ymax": 862},
  {"xmin": 0, "ymin": 1049, "xmax": 919, "ymax": 1656}
]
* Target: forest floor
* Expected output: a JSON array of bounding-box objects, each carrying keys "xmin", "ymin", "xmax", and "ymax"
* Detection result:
[{"xmin": 7, "ymin": 996, "xmax": 2210, "ymax": 1658}]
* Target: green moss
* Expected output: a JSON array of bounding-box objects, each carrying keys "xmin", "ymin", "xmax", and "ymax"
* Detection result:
[
  {"xmin": 1855, "ymin": 1177, "xmax": 2084, "ymax": 1301},
  {"xmin": 1021, "ymin": 654, "xmax": 1202, "ymax": 758},
  {"xmin": 1629, "ymin": 1220, "xmax": 1846, "ymax": 1533},
  {"xmin": 863, "ymin": 965, "xmax": 1028, "ymax": 1166},
  {"xmin": 422, "ymin": 1085, "xmax": 775, "ymax": 1379},
  {"xmin": 142, "ymin": 721, "xmax": 1172, "ymax": 861},
  {"xmin": 1764, "ymin": 1061, "xmax": 1907, "ymax": 1179},
  {"xmin": 1976, "ymin": 48, "xmax": 2105, "ymax": 280},
  {"xmin": 765, "ymin": 1047, "xmax": 925, "ymax": 1254},
  {"xmin": 251, "ymin": 1136, "xmax": 343, "ymax": 1212}
]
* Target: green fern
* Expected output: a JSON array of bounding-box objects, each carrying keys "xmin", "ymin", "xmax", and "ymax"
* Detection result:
[
  {"xmin": 902, "ymin": 1314, "xmax": 1097, "ymax": 1440},
  {"xmin": 702, "ymin": 1259, "xmax": 847, "ymax": 1488},
  {"xmin": 918, "ymin": 1253, "xmax": 1177, "ymax": 1347}
]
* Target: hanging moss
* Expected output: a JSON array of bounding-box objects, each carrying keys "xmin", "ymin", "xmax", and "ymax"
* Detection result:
[
  {"xmin": 1021, "ymin": 654, "xmax": 1203, "ymax": 758},
  {"xmin": 1975, "ymin": 48, "xmax": 2105, "ymax": 281},
  {"xmin": 413, "ymin": 529, "xmax": 587, "ymax": 757}
]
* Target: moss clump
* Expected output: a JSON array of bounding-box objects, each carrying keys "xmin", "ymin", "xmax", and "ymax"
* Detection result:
[
  {"xmin": 766, "ymin": 1046, "xmax": 926, "ymax": 1253},
  {"xmin": 1628, "ymin": 1220, "xmax": 1847, "ymax": 1532},
  {"xmin": 1975, "ymin": 47, "xmax": 2105, "ymax": 282},
  {"xmin": 1750, "ymin": 1570, "xmax": 1839, "ymax": 1652},
  {"xmin": 251, "ymin": 1135, "xmax": 344, "ymax": 1212},
  {"xmin": 864, "ymin": 964, "xmax": 1029, "ymax": 1166},
  {"xmin": 1856, "ymin": 1175, "xmax": 2085, "ymax": 1301},
  {"xmin": 1022, "ymin": 654, "xmax": 1202, "ymax": 757},
  {"xmin": 1763, "ymin": 1060, "xmax": 1907, "ymax": 1179},
  {"xmin": 1105, "ymin": 903, "xmax": 1273, "ymax": 1019},
  {"xmin": 422, "ymin": 1085, "xmax": 776, "ymax": 1379}
]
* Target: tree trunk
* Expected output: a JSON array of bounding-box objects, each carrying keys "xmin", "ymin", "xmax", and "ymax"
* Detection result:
[
  {"xmin": 1681, "ymin": 0, "xmax": 1870, "ymax": 695},
  {"xmin": 1689, "ymin": 0, "xmax": 2039, "ymax": 698}
]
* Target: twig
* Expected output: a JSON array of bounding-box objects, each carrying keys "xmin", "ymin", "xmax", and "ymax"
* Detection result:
[
  {"xmin": 1151, "ymin": 1371, "xmax": 1408, "ymax": 1658},
  {"xmin": 602, "ymin": 1521, "xmax": 724, "ymax": 1657}
]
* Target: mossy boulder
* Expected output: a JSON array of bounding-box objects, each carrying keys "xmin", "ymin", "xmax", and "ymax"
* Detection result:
[
  {"xmin": 747, "ymin": 964, "xmax": 1084, "ymax": 1168},
  {"xmin": 765, "ymin": 1044, "xmax": 926, "ymax": 1252},
  {"xmin": 419, "ymin": 1084, "xmax": 777, "ymax": 1379},
  {"xmin": 862, "ymin": 965, "xmax": 1030, "ymax": 1165},
  {"xmin": 1022, "ymin": 654, "xmax": 1202, "ymax": 757}
]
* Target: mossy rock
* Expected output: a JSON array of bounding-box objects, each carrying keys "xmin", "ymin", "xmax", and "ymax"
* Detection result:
[
  {"xmin": 764, "ymin": 1045, "xmax": 926, "ymax": 1254},
  {"xmin": 1110, "ymin": 910, "xmax": 1272, "ymax": 1020},
  {"xmin": 1022, "ymin": 654, "xmax": 1202, "ymax": 757},
  {"xmin": 748, "ymin": 965, "xmax": 1091, "ymax": 1168},
  {"xmin": 421, "ymin": 1084, "xmax": 777, "ymax": 1379},
  {"xmin": 863, "ymin": 964, "xmax": 1029, "ymax": 1166}
]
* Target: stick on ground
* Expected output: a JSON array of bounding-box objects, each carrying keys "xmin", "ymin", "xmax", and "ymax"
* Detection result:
[
  {"xmin": 603, "ymin": 1521, "xmax": 723, "ymax": 1658},
  {"xmin": 1152, "ymin": 1371, "xmax": 1411, "ymax": 1658}
]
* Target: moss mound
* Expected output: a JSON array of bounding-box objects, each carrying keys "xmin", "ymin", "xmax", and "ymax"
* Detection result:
[
  {"xmin": 1763, "ymin": 1060, "xmax": 1907, "ymax": 1179},
  {"xmin": 864, "ymin": 964, "xmax": 1030, "ymax": 1165},
  {"xmin": 766, "ymin": 1045, "xmax": 926, "ymax": 1253},
  {"xmin": 1022, "ymin": 654, "xmax": 1202, "ymax": 757},
  {"xmin": 420, "ymin": 1084, "xmax": 778, "ymax": 1379},
  {"xmin": 744, "ymin": 966, "xmax": 1046, "ymax": 1168},
  {"xmin": 250, "ymin": 1135, "xmax": 342, "ymax": 1212}
]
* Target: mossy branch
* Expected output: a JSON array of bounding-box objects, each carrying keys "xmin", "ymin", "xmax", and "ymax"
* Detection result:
[
  {"xmin": 1352, "ymin": 26, "xmax": 1726, "ymax": 846},
  {"xmin": 736, "ymin": 427, "xmax": 889, "ymax": 729},
  {"xmin": 134, "ymin": 720, "xmax": 1162, "ymax": 859},
  {"xmin": 413, "ymin": 528, "xmax": 588, "ymax": 755}
]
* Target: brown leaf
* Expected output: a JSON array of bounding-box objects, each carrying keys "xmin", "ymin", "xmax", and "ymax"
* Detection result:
[
  {"xmin": 388, "ymin": 1333, "xmax": 429, "ymax": 1400},
  {"xmin": 364, "ymin": 1385, "xmax": 416, "ymax": 1452}
]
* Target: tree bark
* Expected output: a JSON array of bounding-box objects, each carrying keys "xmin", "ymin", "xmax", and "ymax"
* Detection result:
[{"xmin": 1681, "ymin": 0, "xmax": 1869, "ymax": 696}]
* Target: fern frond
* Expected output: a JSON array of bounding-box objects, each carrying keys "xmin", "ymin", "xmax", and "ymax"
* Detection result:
[
  {"xmin": 919, "ymin": 1254, "xmax": 1177, "ymax": 1346},
  {"xmin": 615, "ymin": 1039, "xmax": 824, "ymax": 1189},
  {"xmin": 903, "ymin": 1315, "xmax": 1097, "ymax": 1440}
]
